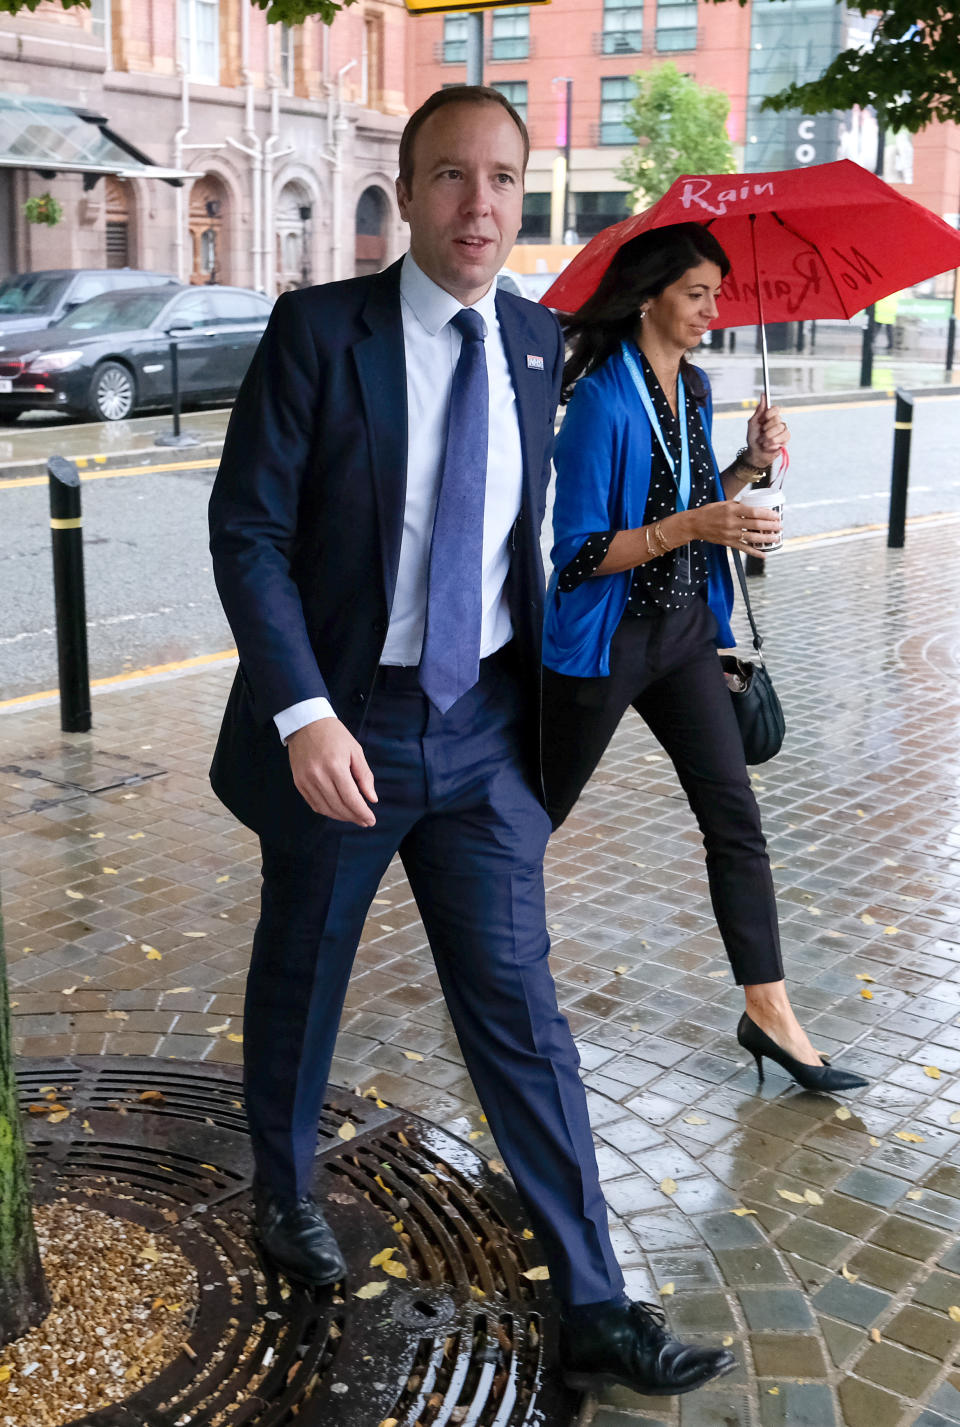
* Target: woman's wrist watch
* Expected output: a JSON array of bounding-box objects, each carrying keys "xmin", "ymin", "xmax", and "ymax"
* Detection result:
[{"xmin": 734, "ymin": 446, "xmax": 771, "ymax": 480}]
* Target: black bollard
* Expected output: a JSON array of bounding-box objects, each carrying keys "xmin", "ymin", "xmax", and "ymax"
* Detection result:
[
  {"xmin": 947, "ymin": 313, "xmax": 956, "ymax": 374},
  {"xmin": 48, "ymin": 455, "xmax": 91, "ymax": 733},
  {"xmin": 887, "ymin": 389, "xmax": 913, "ymax": 549},
  {"xmin": 155, "ymin": 338, "xmax": 199, "ymax": 448},
  {"xmin": 860, "ymin": 305, "xmax": 876, "ymax": 388}
]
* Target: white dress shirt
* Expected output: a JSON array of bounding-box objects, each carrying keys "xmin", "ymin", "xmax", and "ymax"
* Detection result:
[{"xmin": 275, "ymin": 253, "xmax": 525, "ymax": 743}]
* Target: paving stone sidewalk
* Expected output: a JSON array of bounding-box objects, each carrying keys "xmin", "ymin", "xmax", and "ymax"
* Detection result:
[{"xmin": 2, "ymin": 518, "xmax": 960, "ymax": 1426}]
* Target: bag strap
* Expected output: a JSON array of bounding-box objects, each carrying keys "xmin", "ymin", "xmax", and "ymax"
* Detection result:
[{"xmin": 731, "ymin": 549, "xmax": 764, "ymax": 655}]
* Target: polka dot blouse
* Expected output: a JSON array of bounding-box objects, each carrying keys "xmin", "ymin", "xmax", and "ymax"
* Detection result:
[{"xmin": 557, "ymin": 349, "xmax": 714, "ymax": 614}]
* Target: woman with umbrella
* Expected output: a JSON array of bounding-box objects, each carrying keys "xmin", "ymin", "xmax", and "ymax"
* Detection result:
[{"xmin": 542, "ymin": 221, "xmax": 867, "ymax": 1094}]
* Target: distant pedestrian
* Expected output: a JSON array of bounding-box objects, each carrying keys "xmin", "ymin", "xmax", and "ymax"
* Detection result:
[{"xmin": 541, "ymin": 223, "xmax": 868, "ymax": 1095}]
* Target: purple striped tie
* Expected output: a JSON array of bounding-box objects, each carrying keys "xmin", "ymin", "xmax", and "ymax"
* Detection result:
[{"xmin": 418, "ymin": 307, "xmax": 489, "ymax": 713}]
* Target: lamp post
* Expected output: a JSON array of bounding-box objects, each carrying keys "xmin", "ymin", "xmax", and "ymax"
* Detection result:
[
  {"xmin": 204, "ymin": 197, "xmax": 221, "ymax": 286},
  {"xmin": 551, "ymin": 76, "xmax": 573, "ymax": 245}
]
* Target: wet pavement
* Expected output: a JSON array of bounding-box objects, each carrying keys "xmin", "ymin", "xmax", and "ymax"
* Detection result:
[{"xmin": 2, "ymin": 516, "xmax": 960, "ymax": 1425}]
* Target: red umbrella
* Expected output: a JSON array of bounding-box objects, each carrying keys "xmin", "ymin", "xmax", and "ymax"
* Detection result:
[{"xmin": 542, "ymin": 159, "xmax": 960, "ymax": 403}]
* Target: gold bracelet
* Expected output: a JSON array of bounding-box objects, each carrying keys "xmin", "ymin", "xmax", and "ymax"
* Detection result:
[
  {"xmin": 653, "ymin": 521, "xmax": 671, "ymax": 554},
  {"xmin": 645, "ymin": 525, "xmax": 656, "ymax": 558}
]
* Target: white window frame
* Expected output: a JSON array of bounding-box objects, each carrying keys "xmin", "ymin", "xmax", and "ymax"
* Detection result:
[{"xmin": 179, "ymin": 0, "xmax": 220, "ymax": 85}]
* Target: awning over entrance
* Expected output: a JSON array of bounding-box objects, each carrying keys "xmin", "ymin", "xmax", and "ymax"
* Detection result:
[{"xmin": 0, "ymin": 94, "xmax": 194, "ymax": 186}]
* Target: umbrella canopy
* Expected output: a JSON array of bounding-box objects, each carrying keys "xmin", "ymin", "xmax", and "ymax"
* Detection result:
[{"xmin": 541, "ymin": 160, "xmax": 960, "ymax": 328}]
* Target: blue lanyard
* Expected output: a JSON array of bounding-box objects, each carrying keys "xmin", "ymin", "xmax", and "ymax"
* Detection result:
[{"xmin": 620, "ymin": 341, "xmax": 691, "ymax": 512}]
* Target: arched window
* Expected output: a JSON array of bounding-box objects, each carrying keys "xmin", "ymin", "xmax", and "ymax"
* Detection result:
[{"xmin": 355, "ymin": 186, "xmax": 389, "ymax": 277}]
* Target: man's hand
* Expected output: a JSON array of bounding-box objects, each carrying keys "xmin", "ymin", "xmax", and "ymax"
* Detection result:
[{"xmin": 287, "ymin": 718, "xmax": 377, "ymax": 827}]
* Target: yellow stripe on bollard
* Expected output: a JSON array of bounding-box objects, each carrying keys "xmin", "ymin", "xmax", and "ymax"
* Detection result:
[
  {"xmin": 894, "ymin": 421, "xmax": 912, "ymax": 429},
  {"xmin": 50, "ymin": 517, "xmax": 82, "ymax": 529}
]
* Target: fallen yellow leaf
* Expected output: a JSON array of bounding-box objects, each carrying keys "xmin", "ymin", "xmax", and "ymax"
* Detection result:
[
  {"xmin": 730, "ymin": 1207, "xmax": 757, "ymax": 1217},
  {"xmin": 128, "ymin": 831, "xmax": 145, "ymax": 839},
  {"xmin": 102, "ymin": 867, "xmax": 118, "ymax": 875},
  {"xmin": 338, "ymin": 1122, "xmax": 357, "ymax": 1141},
  {"xmin": 183, "ymin": 931, "xmax": 207, "ymax": 939},
  {"xmin": 613, "ymin": 965, "xmax": 628, "ymax": 975},
  {"xmin": 708, "ymin": 969, "xmax": 728, "ymax": 978},
  {"xmin": 777, "ymin": 1189, "xmax": 806, "ymax": 1204},
  {"xmin": 659, "ymin": 1281, "xmax": 675, "ymax": 1296},
  {"xmin": 894, "ymin": 1131, "xmax": 925, "ymax": 1144},
  {"xmin": 0, "ymin": 1366, "xmax": 11, "ymax": 1385},
  {"xmin": 869, "ymin": 1136, "xmax": 881, "ymax": 1147},
  {"xmin": 722, "ymin": 1335, "xmax": 734, "ymax": 1347},
  {"xmin": 143, "ymin": 946, "xmax": 162, "ymax": 961},
  {"xmin": 906, "ymin": 1190, "xmax": 923, "ymax": 1201},
  {"xmin": 883, "ymin": 927, "xmax": 899, "ymax": 936},
  {"xmin": 768, "ymin": 1386, "xmax": 780, "ymax": 1396},
  {"xmin": 469, "ymin": 1131, "xmax": 483, "ymax": 1140},
  {"xmin": 835, "ymin": 1107, "xmax": 852, "ymax": 1121},
  {"xmin": 856, "ymin": 973, "xmax": 875, "ymax": 982},
  {"xmin": 66, "ymin": 888, "xmax": 84, "ymax": 899},
  {"xmin": 948, "ymin": 1307, "xmax": 960, "ymax": 1323},
  {"xmin": 403, "ymin": 1051, "xmax": 424, "ymax": 1062},
  {"xmin": 206, "ymin": 1023, "xmax": 230, "ymax": 1034},
  {"xmin": 861, "ymin": 988, "xmax": 873, "ymax": 1000},
  {"xmin": 140, "ymin": 1242, "xmax": 161, "ymax": 1264},
  {"xmin": 370, "ymin": 1247, "xmax": 397, "ymax": 1268},
  {"xmin": 659, "ymin": 1177, "xmax": 678, "ymax": 1196},
  {"xmin": 683, "ymin": 1115, "xmax": 707, "ymax": 1125},
  {"xmin": 522, "ymin": 1229, "xmax": 535, "ymax": 1240},
  {"xmin": 951, "ymin": 1110, "xmax": 960, "ymax": 1124},
  {"xmin": 382, "ymin": 1259, "xmax": 408, "ymax": 1279},
  {"xmin": 167, "ymin": 987, "xmax": 193, "ymax": 995},
  {"xmin": 488, "ymin": 1159, "xmax": 505, "ymax": 1174},
  {"xmin": 379, "ymin": 1419, "xmax": 400, "ymax": 1427},
  {"xmin": 227, "ymin": 1033, "xmax": 243, "ymax": 1043},
  {"xmin": 924, "ymin": 1066, "xmax": 942, "ymax": 1079},
  {"xmin": 869, "ymin": 1328, "xmax": 881, "ymax": 1343},
  {"xmin": 522, "ymin": 1266, "xmax": 550, "ymax": 1281},
  {"xmin": 48, "ymin": 1109, "xmax": 70, "ymax": 1124},
  {"xmin": 354, "ymin": 1281, "xmax": 388, "ymax": 1299},
  {"xmin": 139, "ymin": 1090, "xmax": 166, "ymax": 1104},
  {"xmin": 840, "ymin": 1264, "xmax": 858, "ymax": 1282},
  {"xmin": 860, "ymin": 913, "xmax": 875, "ymax": 925},
  {"xmin": 804, "ymin": 1189, "xmax": 824, "ymax": 1205},
  {"xmin": 216, "ymin": 875, "xmax": 230, "ymax": 884}
]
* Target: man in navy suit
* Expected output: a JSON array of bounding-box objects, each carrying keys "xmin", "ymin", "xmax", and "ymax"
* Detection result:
[{"xmin": 208, "ymin": 86, "xmax": 732, "ymax": 1399}]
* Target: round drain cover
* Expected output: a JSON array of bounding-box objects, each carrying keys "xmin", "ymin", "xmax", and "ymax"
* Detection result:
[{"xmin": 17, "ymin": 1057, "xmax": 576, "ymax": 1426}]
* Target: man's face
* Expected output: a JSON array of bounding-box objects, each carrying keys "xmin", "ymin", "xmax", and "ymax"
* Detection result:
[{"xmin": 396, "ymin": 102, "xmax": 525, "ymax": 306}]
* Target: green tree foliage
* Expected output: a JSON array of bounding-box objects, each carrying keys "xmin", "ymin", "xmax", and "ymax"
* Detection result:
[
  {"xmin": 617, "ymin": 62, "xmax": 735, "ymax": 210},
  {"xmin": 705, "ymin": 0, "xmax": 959, "ymax": 133},
  {"xmin": 0, "ymin": 0, "xmax": 359, "ymax": 22},
  {"xmin": 0, "ymin": 899, "xmax": 49, "ymax": 1347}
]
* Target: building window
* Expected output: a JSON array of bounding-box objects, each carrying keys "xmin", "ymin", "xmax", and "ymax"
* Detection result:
[
  {"xmin": 179, "ymin": 0, "xmax": 219, "ymax": 83},
  {"xmin": 279, "ymin": 24, "xmax": 294, "ymax": 93},
  {"xmin": 442, "ymin": 14, "xmax": 468, "ymax": 63},
  {"xmin": 362, "ymin": 12, "xmax": 385, "ymax": 108},
  {"xmin": 491, "ymin": 81, "xmax": 528, "ymax": 122},
  {"xmin": 574, "ymin": 190, "xmax": 632, "ymax": 238},
  {"xmin": 600, "ymin": 78, "xmax": 633, "ymax": 145},
  {"xmin": 656, "ymin": 0, "xmax": 697, "ymax": 52},
  {"xmin": 519, "ymin": 193, "xmax": 550, "ymax": 240},
  {"xmin": 602, "ymin": 0, "xmax": 643, "ymax": 55},
  {"xmin": 491, "ymin": 8, "xmax": 529, "ymax": 62}
]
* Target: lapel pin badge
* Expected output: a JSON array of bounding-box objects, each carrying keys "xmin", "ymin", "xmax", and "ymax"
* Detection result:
[{"xmin": 526, "ymin": 354, "xmax": 545, "ymax": 370}]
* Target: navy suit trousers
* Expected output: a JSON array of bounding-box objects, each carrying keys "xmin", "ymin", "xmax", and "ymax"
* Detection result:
[{"xmin": 244, "ymin": 653, "xmax": 625, "ymax": 1307}]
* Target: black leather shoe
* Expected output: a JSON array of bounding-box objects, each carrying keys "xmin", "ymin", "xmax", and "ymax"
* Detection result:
[
  {"xmin": 253, "ymin": 1180, "xmax": 347, "ymax": 1287},
  {"xmin": 737, "ymin": 1013, "xmax": 869, "ymax": 1093},
  {"xmin": 560, "ymin": 1299, "xmax": 736, "ymax": 1397}
]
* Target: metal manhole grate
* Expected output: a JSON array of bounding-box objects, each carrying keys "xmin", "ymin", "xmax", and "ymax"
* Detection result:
[{"xmin": 17, "ymin": 1057, "xmax": 575, "ymax": 1427}]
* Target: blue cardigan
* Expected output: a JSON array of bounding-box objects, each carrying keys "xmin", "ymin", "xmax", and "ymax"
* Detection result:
[{"xmin": 543, "ymin": 348, "xmax": 735, "ymax": 677}]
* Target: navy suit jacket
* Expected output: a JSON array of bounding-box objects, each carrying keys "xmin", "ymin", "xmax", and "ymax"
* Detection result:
[{"xmin": 208, "ymin": 257, "xmax": 564, "ymax": 843}]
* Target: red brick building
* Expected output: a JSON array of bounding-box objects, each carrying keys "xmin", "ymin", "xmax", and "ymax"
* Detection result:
[{"xmin": 404, "ymin": 0, "xmax": 960, "ymax": 253}]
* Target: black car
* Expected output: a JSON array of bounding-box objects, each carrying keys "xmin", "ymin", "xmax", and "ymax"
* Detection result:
[
  {"xmin": 0, "ymin": 284, "xmax": 274, "ymax": 422},
  {"xmin": 0, "ymin": 268, "xmax": 178, "ymax": 343}
]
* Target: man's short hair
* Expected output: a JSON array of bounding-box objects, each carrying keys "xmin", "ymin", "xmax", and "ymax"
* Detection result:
[{"xmin": 398, "ymin": 86, "xmax": 530, "ymax": 191}]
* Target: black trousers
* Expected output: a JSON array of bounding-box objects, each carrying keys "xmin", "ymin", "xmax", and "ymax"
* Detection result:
[{"xmin": 542, "ymin": 599, "xmax": 784, "ymax": 986}]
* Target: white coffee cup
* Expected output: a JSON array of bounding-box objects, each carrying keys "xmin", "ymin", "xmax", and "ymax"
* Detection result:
[{"xmin": 745, "ymin": 488, "xmax": 784, "ymax": 553}]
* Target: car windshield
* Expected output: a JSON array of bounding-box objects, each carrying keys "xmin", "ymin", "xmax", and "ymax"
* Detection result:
[
  {"xmin": 56, "ymin": 291, "xmax": 171, "ymax": 334},
  {"xmin": 0, "ymin": 273, "xmax": 69, "ymax": 316}
]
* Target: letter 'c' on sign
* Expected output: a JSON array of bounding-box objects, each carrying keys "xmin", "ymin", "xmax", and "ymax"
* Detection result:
[{"xmin": 798, "ymin": 119, "xmax": 816, "ymax": 140}]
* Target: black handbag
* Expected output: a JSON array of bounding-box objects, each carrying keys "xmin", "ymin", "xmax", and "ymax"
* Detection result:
[{"xmin": 720, "ymin": 550, "xmax": 785, "ymax": 765}]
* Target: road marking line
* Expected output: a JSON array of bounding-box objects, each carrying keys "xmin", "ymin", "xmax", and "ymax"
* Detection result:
[
  {"xmin": 783, "ymin": 509, "xmax": 959, "ymax": 549},
  {"xmin": 714, "ymin": 391, "xmax": 960, "ymax": 420},
  {"xmin": 0, "ymin": 457, "xmax": 219, "ymax": 491},
  {"xmin": 0, "ymin": 647, "xmax": 238, "ymax": 712}
]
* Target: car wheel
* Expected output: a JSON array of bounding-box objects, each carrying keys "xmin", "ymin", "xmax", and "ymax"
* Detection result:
[{"xmin": 89, "ymin": 362, "xmax": 136, "ymax": 422}]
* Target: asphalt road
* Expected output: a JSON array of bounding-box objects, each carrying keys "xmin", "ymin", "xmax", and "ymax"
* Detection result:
[{"xmin": 1, "ymin": 393, "xmax": 959, "ymax": 704}]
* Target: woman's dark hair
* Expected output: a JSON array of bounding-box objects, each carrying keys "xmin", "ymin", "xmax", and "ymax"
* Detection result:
[{"xmin": 559, "ymin": 222, "xmax": 731, "ymax": 404}]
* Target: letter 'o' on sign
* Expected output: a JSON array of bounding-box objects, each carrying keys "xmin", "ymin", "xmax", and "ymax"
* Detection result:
[{"xmin": 795, "ymin": 144, "xmax": 816, "ymax": 164}]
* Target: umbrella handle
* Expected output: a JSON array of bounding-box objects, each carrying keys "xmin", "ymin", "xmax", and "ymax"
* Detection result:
[{"xmin": 749, "ymin": 213, "xmax": 771, "ymax": 409}]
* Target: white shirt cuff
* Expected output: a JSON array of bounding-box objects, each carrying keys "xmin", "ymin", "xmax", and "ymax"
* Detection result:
[{"xmin": 274, "ymin": 697, "xmax": 336, "ymax": 744}]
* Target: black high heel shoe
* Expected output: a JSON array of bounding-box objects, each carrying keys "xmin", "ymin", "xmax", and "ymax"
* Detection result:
[{"xmin": 737, "ymin": 1013, "xmax": 869, "ymax": 1093}]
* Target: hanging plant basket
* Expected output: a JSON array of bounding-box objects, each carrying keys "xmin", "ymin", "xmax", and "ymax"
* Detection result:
[{"xmin": 22, "ymin": 193, "xmax": 63, "ymax": 228}]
